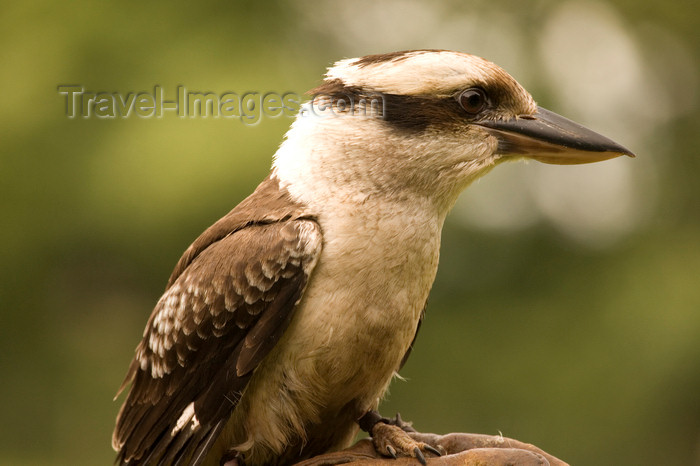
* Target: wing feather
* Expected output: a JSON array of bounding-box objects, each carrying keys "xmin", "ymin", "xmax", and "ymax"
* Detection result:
[{"xmin": 113, "ymin": 217, "xmax": 321, "ymax": 465}]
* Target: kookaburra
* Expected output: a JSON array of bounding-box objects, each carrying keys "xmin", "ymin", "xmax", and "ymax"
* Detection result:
[{"xmin": 113, "ymin": 50, "xmax": 634, "ymax": 465}]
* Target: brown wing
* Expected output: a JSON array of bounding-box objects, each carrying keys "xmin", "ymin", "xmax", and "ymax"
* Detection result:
[{"xmin": 113, "ymin": 218, "xmax": 322, "ymax": 465}]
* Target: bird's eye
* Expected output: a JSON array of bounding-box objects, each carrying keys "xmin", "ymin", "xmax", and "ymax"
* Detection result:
[{"xmin": 458, "ymin": 88, "xmax": 488, "ymax": 115}]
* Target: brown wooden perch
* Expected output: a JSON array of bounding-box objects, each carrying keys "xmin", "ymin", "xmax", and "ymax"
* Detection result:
[{"xmin": 294, "ymin": 432, "xmax": 569, "ymax": 466}]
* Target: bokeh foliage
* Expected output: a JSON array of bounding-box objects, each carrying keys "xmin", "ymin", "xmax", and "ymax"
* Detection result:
[{"xmin": 1, "ymin": 1, "xmax": 698, "ymax": 465}]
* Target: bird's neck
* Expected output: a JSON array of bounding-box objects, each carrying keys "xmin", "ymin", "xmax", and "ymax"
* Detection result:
[{"xmin": 272, "ymin": 109, "xmax": 484, "ymax": 220}]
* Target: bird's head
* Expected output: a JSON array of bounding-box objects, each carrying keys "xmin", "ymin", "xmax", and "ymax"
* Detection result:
[{"xmin": 273, "ymin": 50, "xmax": 634, "ymax": 214}]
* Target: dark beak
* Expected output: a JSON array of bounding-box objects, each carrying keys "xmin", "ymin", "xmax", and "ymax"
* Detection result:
[{"xmin": 476, "ymin": 106, "xmax": 635, "ymax": 164}]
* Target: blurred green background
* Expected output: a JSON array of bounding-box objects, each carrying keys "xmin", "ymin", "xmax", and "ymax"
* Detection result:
[{"xmin": 1, "ymin": 1, "xmax": 698, "ymax": 465}]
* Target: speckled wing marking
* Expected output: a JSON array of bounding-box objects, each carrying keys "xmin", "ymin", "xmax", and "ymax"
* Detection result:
[{"xmin": 113, "ymin": 218, "xmax": 321, "ymax": 466}]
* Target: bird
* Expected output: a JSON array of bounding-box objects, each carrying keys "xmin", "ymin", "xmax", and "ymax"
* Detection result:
[{"xmin": 112, "ymin": 49, "xmax": 634, "ymax": 466}]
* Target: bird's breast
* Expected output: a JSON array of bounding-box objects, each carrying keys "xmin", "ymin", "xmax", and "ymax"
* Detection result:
[{"xmin": 290, "ymin": 201, "xmax": 443, "ymax": 404}]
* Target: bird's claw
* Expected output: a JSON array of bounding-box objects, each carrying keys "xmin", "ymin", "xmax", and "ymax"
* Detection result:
[
  {"xmin": 389, "ymin": 412, "xmax": 416, "ymax": 432},
  {"xmin": 413, "ymin": 446, "xmax": 427, "ymax": 465},
  {"xmin": 423, "ymin": 444, "xmax": 442, "ymax": 457},
  {"xmin": 371, "ymin": 422, "xmax": 441, "ymax": 465}
]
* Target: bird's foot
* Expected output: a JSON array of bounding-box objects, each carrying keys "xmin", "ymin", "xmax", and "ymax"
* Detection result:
[
  {"xmin": 383, "ymin": 412, "xmax": 417, "ymax": 432},
  {"xmin": 372, "ymin": 423, "xmax": 442, "ymax": 465},
  {"xmin": 358, "ymin": 411, "xmax": 442, "ymax": 465}
]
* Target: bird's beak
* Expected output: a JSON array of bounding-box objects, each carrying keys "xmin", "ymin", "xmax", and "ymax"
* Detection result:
[{"xmin": 476, "ymin": 106, "xmax": 635, "ymax": 164}]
